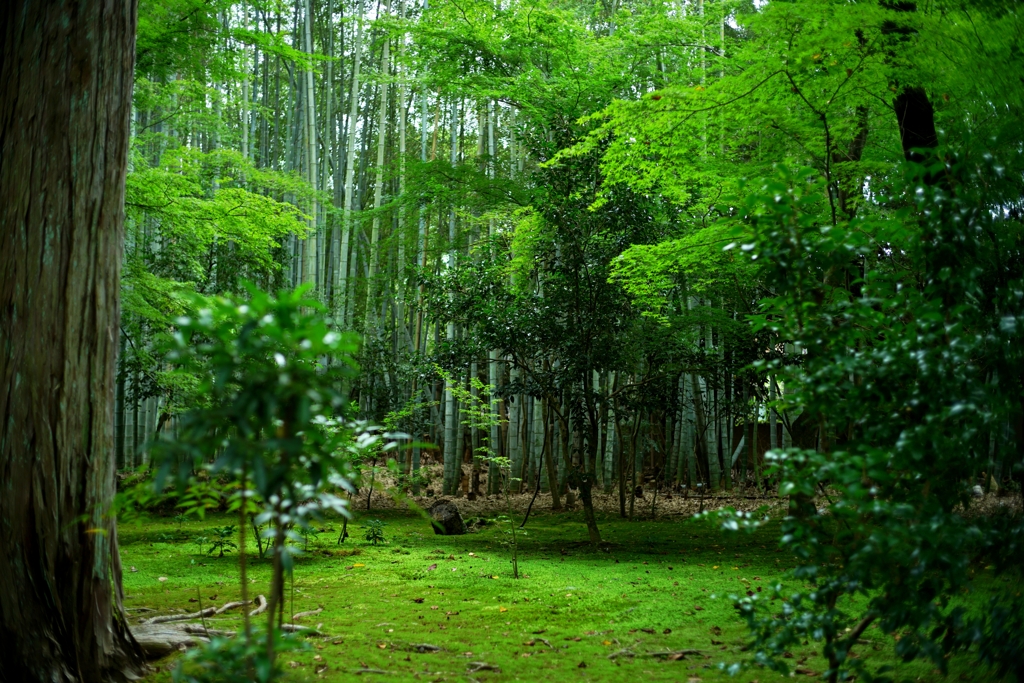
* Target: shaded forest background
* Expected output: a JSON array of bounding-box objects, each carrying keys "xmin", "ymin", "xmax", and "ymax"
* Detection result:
[{"xmin": 119, "ymin": 0, "xmax": 1024, "ymax": 510}]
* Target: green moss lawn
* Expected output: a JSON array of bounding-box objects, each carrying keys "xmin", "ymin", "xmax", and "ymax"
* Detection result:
[{"xmin": 120, "ymin": 507, "xmax": 1012, "ymax": 682}]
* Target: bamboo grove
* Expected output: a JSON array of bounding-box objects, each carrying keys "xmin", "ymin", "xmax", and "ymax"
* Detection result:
[{"xmin": 118, "ymin": 0, "xmax": 1024, "ymax": 539}]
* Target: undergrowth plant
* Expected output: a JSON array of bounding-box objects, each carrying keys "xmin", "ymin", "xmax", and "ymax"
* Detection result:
[
  {"xmin": 150, "ymin": 285, "xmax": 373, "ymax": 676},
  {"xmin": 362, "ymin": 519, "xmax": 387, "ymax": 546},
  {"xmin": 208, "ymin": 525, "xmax": 238, "ymax": 557}
]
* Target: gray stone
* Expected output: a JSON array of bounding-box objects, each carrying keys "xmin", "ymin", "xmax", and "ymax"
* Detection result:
[{"xmin": 430, "ymin": 499, "xmax": 466, "ymax": 535}]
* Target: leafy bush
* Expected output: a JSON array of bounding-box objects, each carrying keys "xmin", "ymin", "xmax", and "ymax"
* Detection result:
[
  {"xmin": 150, "ymin": 285, "xmax": 375, "ymax": 673},
  {"xmin": 208, "ymin": 525, "xmax": 238, "ymax": 557},
  {"xmin": 716, "ymin": 153, "xmax": 1024, "ymax": 682},
  {"xmin": 172, "ymin": 626, "xmax": 307, "ymax": 683},
  {"xmin": 362, "ymin": 519, "xmax": 387, "ymax": 546}
]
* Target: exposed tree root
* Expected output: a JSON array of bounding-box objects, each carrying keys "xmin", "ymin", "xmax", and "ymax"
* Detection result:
[
  {"xmin": 280, "ymin": 623, "xmax": 324, "ymax": 636},
  {"xmin": 179, "ymin": 624, "xmax": 237, "ymax": 637},
  {"xmin": 291, "ymin": 607, "xmax": 323, "ymax": 621},
  {"xmin": 214, "ymin": 600, "xmax": 249, "ymax": 615},
  {"xmin": 130, "ymin": 624, "xmax": 209, "ymax": 659},
  {"xmin": 645, "ymin": 649, "xmax": 704, "ymax": 659},
  {"xmin": 141, "ymin": 607, "xmax": 217, "ymax": 625},
  {"xmin": 408, "ymin": 643, "xmax": 442, "ymax": 653},
  {"xmin": 249, "ymin": 594, "xmax": 268, "ymax": 616},
  {"xmin": 127, "ymin": 597, "xmax": 324, "ymax": 658}
]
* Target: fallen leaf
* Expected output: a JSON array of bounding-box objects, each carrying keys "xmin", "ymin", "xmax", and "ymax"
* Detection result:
[
  {"xmin": 288, "ymin": 661, "xmax": 299, "ymax": 669},
  {"xmin": 640, "ymin": 628, "xmax": 655, "ymax": 634},
  {"xmin": 427, "ymin": 563, "xmax": 437, "ymax": 571},
  {"xmin": 314, "ymin": 655, "xmax": 322, "ymax": 661},
  {"xmin": 491, "ymin": 575, "xmax": 499, "ymax": 579},
  {"xmin": 710, "ymin": 627, "xmax": 722, "ymax": 636},
  {"xmin": 430, "ymin": 606, "xmax": 439, "ymax": 610},
  {"xmin": 795, "ymin": 667, "xmax": 820, "ymax": 676},
  {"xmin": 602, "ymin": 640, "xmax": 612, "ymax": 646},
  {"xmin": 157, "ymin": 577, "xmax": 167, "ymax": 582},
  {"xmin": 129, "ymin": 566, "xmax": 137, "ymax": 573},
  {"xmin": 663, "ymin": 628, "xmax": 672, "ymax": 634},
  {"xmin": 352, "ymin": 563, "xmax": 365, "ymax": 568},
  {"xmin": 694, "ymin": 605, "xmax": 704, "ymax": 611},
  {"xmin": 712, "ymin": 566, "xmax": 719, "ymax": 569},
  {"xmin": 578, "ymin": 662, "xmax": 587, "ymax": 668},
  {"xmin": 315, "ymin": 665, "xmax": 328, "ymax": 674},
  {"xmin": 413, "ymin": 598, "xmax": 425, "ymax": 603},
  {"xmin": 499, "ymin": 606, "xmax": 508, "ymax": 613},
  {"xmin": 377, "ymin": 642, "xmax": 387, "ymax": 649}
]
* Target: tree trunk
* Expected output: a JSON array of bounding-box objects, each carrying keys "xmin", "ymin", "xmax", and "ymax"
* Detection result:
[
  {"xmin": 0, "ymin": 1, "xmax": 145, "ymax": 680},
  {"xmin": 365, "ymin": 10, "xmax": 391, "ymax": 333},
  {"xmin": 301, "ymin": 0, "xmax": 319, "ymax": 288},
  {"xmin": 337, "ymin": 0, "xmax": 364, "ymax": 325}
]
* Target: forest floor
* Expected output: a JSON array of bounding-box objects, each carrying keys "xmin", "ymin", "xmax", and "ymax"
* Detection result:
[{"xmin": 120, "ymin": 495, "xmax": 1017, "ymax": 682}]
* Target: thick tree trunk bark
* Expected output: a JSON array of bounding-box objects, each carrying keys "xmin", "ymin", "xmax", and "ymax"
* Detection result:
[{"xmin": 0, "ymin": 1, "xmax": 145, "ymax": 681}]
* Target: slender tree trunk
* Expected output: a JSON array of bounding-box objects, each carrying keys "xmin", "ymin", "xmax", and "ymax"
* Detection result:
[
  {"xmin": 366, "ymin": 8, "xmax": 391, "ymax": 333},
  {"xmin": 302, "ymin": 0, "xmax": 319, "ymax": 288},
  {"xmin": 769, "ymin": 374, "xmax": 779, "ymax": 454},
  {"xmin": 0, "ymin": 1, "xmax": 145, "ymax": 679},
  {"xmin": 338, "ymin": 1, "xmax": 364, "ymax": 324},
  {"xmin": 242, "ymin": 0, "xmax": 251, "ymax": 160},
  {"xmin": 508, "ymin": 379, "xmax": 522, "ymax": 491},
  {"xmin": 396, "ymin": 0, "xmax": 408, "ymax": 349},
  {"xmin": 322, "ymin": 0, "xmax": 335, "ymax": 296},
  {"xmin": 441, "ymin": 97, "xmax": 461, "ymax": 495},
  {"xmin": 543, "ymin": 396, "xmax": 562, "ymax": 509},
  {"xmin": 486, "ymin": 99, "xmax": 502, "ymax": 494}
]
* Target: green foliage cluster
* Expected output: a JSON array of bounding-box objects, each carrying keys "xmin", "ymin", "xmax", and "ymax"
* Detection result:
[
  {"xmin": 710, "ymin": 151, "xmax": 1024, "ymax": 681},
  {"xmin": 362, "ymin": 519, "xmax": 387, "ymax": 545},
  {"xmin": 172, "ymin": 625, "xmax": 308, "ymax": 683},
  {"xmin": 146, "ymin": 285, "xmax": 373, "ymax": 676},
  {"xmin": 114, "ymin": 1, "xmax": 1024, "ymax": 680}
]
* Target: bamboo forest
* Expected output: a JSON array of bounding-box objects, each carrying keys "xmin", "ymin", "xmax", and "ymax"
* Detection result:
[{"xmin": 2, "ymin": 0, "xmax": 1024, "ymax": 681}]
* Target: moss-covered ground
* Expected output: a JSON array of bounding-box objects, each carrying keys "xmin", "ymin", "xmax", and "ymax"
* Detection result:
[{"xmin": 121, "ymin": 507, "xmax": 1013, "ymax": 682}]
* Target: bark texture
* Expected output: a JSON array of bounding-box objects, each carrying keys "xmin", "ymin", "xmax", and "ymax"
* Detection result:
[{"xmin": 0, "ymin": 0, "xmax": 144, "ymax": 680}]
